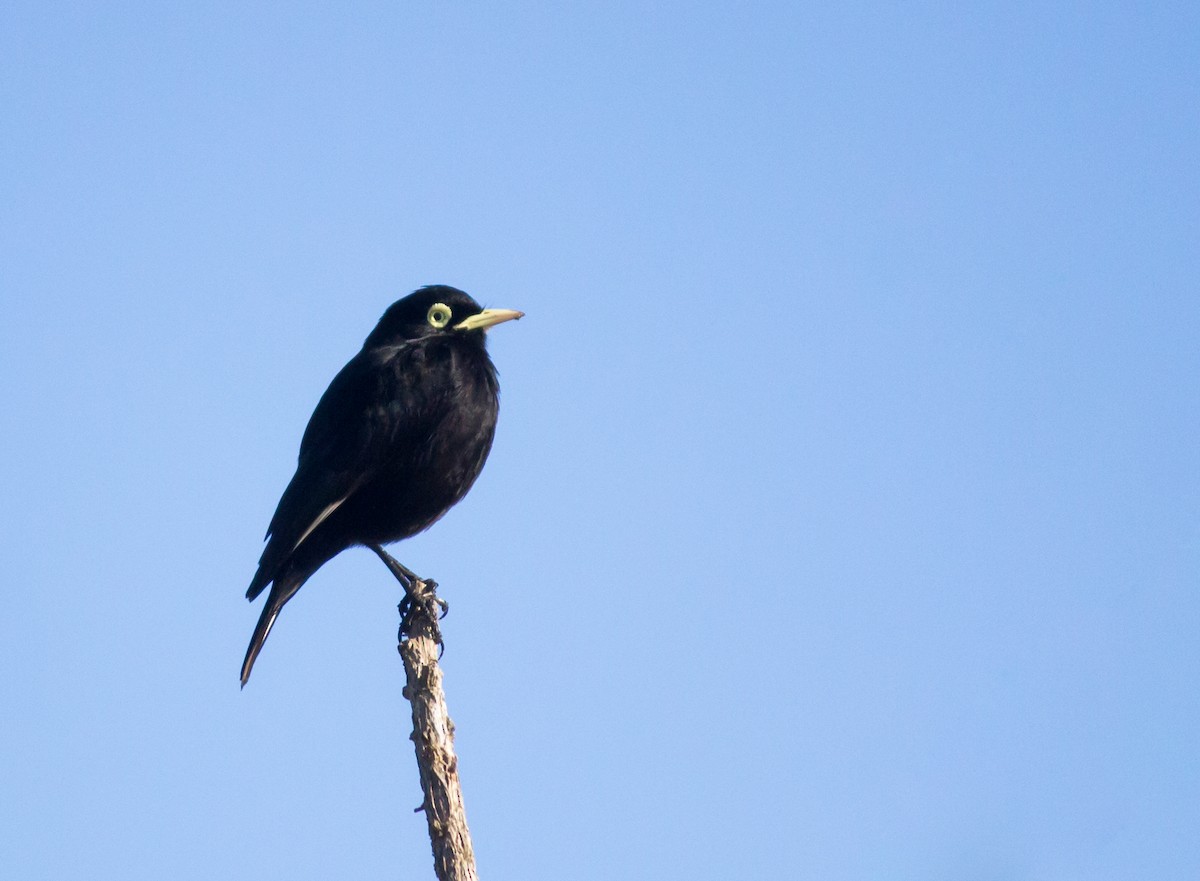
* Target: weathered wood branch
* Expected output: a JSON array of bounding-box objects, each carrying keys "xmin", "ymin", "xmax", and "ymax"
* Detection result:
[{"xmin": 398, "ymin": 579, "xmax": 478, "ymax": 881}]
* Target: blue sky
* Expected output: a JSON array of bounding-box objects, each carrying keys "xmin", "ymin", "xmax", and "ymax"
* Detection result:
[{"xmin": 2, "ymin": 2, "xmax": 1197, "ymax": 879}]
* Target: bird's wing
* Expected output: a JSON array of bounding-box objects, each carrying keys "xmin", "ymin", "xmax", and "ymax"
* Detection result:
[
  {"xmin": 246, "ymin": 467, "xmax": 358, "ymax": 589},
  {"xmin": 246, "ymin": 351, "xmax": 398, "ymax": 600}
]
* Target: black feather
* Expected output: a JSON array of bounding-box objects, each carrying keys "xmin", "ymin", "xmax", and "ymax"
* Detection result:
[{"xmin": 240, "ymin": 285, "xmax": 521, "ymax": 686}]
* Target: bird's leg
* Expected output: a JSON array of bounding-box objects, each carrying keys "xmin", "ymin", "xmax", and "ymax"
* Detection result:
[
  {"xmin": 367, "ymin": 545, "xmax": 448, "ymax": 645},
  {"xmin": 370, "ymin": 546, "xmax": 450, "ymax": 618},
  {"xmin": 369, "ymin": 544, "xmax": 423, "ymax": 587}
]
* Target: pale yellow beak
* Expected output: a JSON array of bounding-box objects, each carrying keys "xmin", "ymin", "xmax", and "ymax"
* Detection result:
[{"xmin": 454, "ymin": 308, "xmax": 525, "ymax": 332}]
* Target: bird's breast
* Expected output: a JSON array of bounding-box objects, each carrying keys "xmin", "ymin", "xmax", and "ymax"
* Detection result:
[{"xmin": 350, "ymin": 340, "xmax": 500, "ymax": 543}]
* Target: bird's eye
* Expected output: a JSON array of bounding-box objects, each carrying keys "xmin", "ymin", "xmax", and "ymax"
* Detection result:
[{"xmin": 427, "ymin": 303, "xmax": 452, "ymax": 328}]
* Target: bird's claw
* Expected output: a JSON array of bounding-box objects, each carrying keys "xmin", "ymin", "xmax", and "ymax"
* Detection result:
[
  {"xmin": 398, "ymin": 578, "xmax": 445, "ymax": 650},
  {"xmin": 371, "ymin": 545, "xmax": 446, "ymax": 653}
]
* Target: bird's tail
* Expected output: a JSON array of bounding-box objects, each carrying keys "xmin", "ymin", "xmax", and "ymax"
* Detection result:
[{"xmin": 240, "ymin": 576, "xmax": 303, "ymax": 688}]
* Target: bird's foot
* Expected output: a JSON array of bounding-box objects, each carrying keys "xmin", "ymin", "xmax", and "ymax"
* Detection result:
[
  {"xmin": 398, "ymin": 579, "xmax": 445, "ymax": 652},
  {"xmin": 369, "ymin": 544, "xmax": 446, "ymax": 651}
]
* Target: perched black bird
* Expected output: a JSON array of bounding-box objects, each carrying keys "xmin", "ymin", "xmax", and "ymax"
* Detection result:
[{"xmin": 241, "ymin": 286, "xmax": 522, "ymax": 686}]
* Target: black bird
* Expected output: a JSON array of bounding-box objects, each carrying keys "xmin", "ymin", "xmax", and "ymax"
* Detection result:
[{"xmin": 241, "ymin": 286, "xmax": 522, "ymax": 686}]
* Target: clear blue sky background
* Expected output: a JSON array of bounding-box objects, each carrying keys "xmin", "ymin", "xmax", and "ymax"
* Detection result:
[{"xmin": 2, "ymin": 3, "xmax": 1197, "ymax": 879}]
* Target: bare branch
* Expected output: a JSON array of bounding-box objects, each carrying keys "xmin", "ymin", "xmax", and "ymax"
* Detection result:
[{"xmin": 398, "ymin": 579, "xmax": 478, "ymax": 881}]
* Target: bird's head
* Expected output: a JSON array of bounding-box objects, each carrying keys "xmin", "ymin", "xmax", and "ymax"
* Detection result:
[{"xmin": 365, "ymin": 285, "xmax": 523, "ymax": 348}]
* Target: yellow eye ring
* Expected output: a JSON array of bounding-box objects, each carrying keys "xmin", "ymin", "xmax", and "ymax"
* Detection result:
[{"xmin": 427, "ymin": 303, "xmax": 452, "ymax": 328}]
